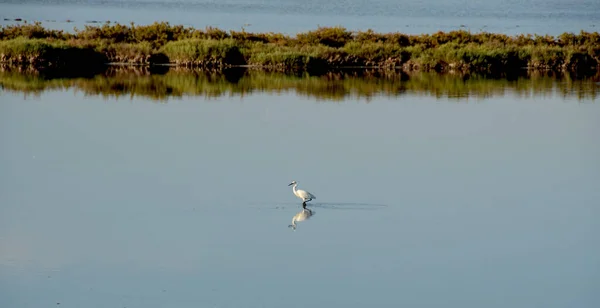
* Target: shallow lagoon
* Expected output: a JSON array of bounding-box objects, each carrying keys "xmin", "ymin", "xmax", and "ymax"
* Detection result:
[{"xmin": 1, "ymin": 70, "xmax": 599, "ymax": 308}]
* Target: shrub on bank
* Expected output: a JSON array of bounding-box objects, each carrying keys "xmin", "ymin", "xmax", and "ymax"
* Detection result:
[
  {"xmin": 160, "ymin": 39, "xmax": 245, "ymax": 67},
  {"xmin": 0, "ymin": 37, "xmax": 105, "ymax": 67}
]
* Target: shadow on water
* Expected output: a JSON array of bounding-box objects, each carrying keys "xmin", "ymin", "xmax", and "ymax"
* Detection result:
[{"xmin": 1, "ymin": 65, "xmax": 598, "ymax": 101}]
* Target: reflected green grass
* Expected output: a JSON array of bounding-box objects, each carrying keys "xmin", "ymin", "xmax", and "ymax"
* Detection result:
[{"xmin": 0, "ymin": 66, "xmax": 597, "ymax": 102}]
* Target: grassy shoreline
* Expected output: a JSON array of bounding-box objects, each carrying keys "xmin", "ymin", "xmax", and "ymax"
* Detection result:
[{"xmin": 1, "ymin": 22, "xmax": 599, "ymax": 73}]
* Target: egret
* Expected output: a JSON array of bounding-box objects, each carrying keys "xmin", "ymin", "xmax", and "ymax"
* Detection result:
[
  {"xmin": 288, "ymin": 180, "xmax": 316, "ymax": 205},
  {"xmin": 288, "ymin": 208, "xmax": 314, "ymax": 230}
]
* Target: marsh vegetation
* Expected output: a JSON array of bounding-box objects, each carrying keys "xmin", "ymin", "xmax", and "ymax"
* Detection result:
[{"xmin": 0, "ymin": 22, "xmax": 599, "ymax": 73}]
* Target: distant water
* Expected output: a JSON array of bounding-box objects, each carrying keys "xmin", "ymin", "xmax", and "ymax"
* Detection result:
[{"xmin": 1, "ymin": 0, "xmax": 599, "ymax": 35}]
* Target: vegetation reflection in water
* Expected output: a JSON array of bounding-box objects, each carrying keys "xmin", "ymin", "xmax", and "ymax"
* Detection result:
[{"xmin": 0, "ymin": 66, "xmax": 598, "ymax": 102}]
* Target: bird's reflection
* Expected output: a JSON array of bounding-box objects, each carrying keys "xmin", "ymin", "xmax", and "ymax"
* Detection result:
[
  {"xmin": 283, "ymin": 200, "xmax": 387, "ymax": 230},
  {"xmin": 288, "ymin": 203, "xmax": 314, "ymax": 230}
]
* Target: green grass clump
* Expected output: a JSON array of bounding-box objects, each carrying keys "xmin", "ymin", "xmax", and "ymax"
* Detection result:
[
  {"xmin": 230, "ymin": 30, "xmax": 291, "ymax": 45},
  {"xmin": 94, "ymin": 41, "xmax": 156, "ymax": 63},
  {"xmin": 246, "ymin": 43, "xmax": 333, "ymax": 69},
  {"xmin": 296, "ymin": 26, "xmax": 353, "ymax": 48},
  {"xmin": 249, "ymin": 51, "xmax": 324, "ymax": 69},
  {"xmin": 0, "ymin": 37, "xmax": 105, "ymax": 67},
  {"xmin": 75, "ymin": 22, "xmax": 196, "ymax": 47},
  {"xmin": 342, "ymin": 41, "xmax": 409, "ymax": 66},
  {"xmin": 0, "ymin": 22, "xmax": 72, "ymax": 40},
  {"xmin": 406, "ymin": 43, "xmax": 528, "ymax": 72},
  {"xmin": 0, "ymin": 38, "xmax": 55, "ymax": 59},
  {"xmin": 160, "ymin": 39, "xmax": 245, "ymax": 66}
]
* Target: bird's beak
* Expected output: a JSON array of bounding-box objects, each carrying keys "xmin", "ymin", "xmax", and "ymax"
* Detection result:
[{"xmin": 288, "ymin": 183, "xmax": 293, "ymax": 186}]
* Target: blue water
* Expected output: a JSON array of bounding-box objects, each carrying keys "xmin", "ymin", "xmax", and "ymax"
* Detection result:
[
  {"xmin": 1, "ymin": 87, "xmax": 599, "ymax": 308},
  {"xmin": 1, "ymin": 1, "xmax": 600, "ymax": 307},
  {"xmin": 1, "ymin": 0, "xmax": 599, "ymax": 35}
]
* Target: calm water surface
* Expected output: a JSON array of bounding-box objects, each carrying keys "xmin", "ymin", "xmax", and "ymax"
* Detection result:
[
  {"xmin": 1, "ymin": 81, "xmax": 599, "ymax": 307},
  {"xmin": 1, "ymin": 0, "xmax": 599, "ymax": 34}
]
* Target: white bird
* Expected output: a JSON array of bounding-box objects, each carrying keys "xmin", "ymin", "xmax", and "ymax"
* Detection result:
[
  {"xmin": 288, "ymin": 180, "xmax": 316, "ymax": 204},
  {"xmin": 288, "ymin": 208, "xmax": 314, "ymax": 230}
]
